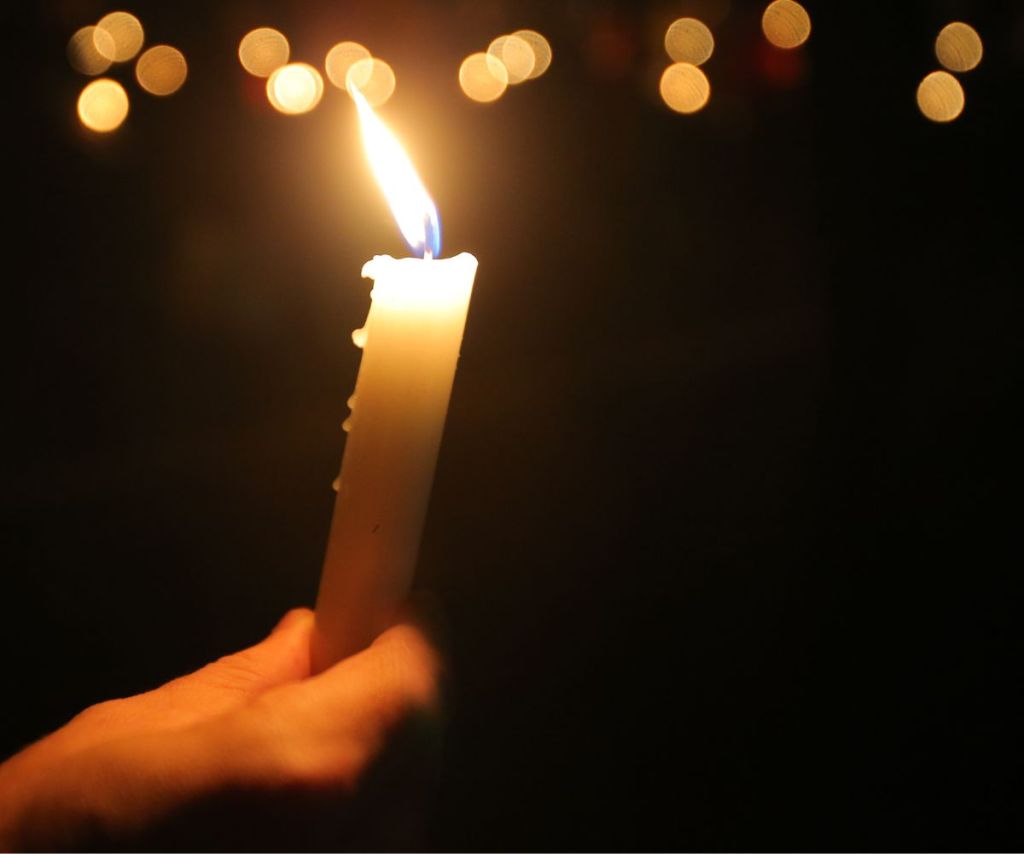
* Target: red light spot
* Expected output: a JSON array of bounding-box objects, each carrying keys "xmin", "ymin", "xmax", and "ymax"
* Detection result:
[{"xmin": 756, "ymin": 41, "xmax": 806, "ymax": 88}]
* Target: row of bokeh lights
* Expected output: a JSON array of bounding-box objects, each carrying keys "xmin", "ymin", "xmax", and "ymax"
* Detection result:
[
  {"xmin": 458, "ymin": 31, "xmax": 552, "ymax": 103},
  {"xmin": 67, "ymin": 14, "xmax": 553, "ymax": 131},
  {"xmin": 237, "ymin": 26, "xmax": 552, "ymax": 116},
  {"xmin": 657, "ymin": 1, "xmax": 983, "ymax": 124},
  {"xmin": 238, "ymin": 28, "xmax": 383, "ymax": 114},
  {"xmin": 916, "ymin": 22, "xmax": 983, "ymax": 123},
  {"xmin": 68, "ymin": 11, "xmax": 187, "ymax": 132},
  {"xmin": 658, "ymin": 0, "xmax": 812, "ymax": 114},
  {"xmin": 67, "ymin": 8, "xmax": 984, "ymax": 132}
]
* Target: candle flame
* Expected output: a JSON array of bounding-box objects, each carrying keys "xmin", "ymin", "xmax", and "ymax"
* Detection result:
[{"xmin": 350, "ymin": 84, "xmax": 441, "ymax": 258}]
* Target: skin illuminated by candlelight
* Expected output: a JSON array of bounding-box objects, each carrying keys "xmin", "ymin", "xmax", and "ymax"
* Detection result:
[{"xmin": 0, "ymin": 610, "xmax": 440, "ymax": 850}]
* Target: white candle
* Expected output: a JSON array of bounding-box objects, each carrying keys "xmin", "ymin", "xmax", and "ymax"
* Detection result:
[{"xmin": 311, "ymin": 88, "xmax": 478, "ymax": 671}]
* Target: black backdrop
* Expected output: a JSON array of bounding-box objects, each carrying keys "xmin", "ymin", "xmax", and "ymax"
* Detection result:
[{"xmin": 7, "ymin": 0, "xmax": 1022, "ymax": 849}]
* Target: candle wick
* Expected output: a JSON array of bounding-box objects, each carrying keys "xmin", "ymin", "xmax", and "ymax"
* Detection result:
[{"xmin": 422, "ymin": 212, "xmax": 440, "ymax": 260}]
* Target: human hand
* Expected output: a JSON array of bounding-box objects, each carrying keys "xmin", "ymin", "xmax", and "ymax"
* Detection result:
[{"xmin": 0, "ymin": 608, "xmax": 441, "ymax": 851}]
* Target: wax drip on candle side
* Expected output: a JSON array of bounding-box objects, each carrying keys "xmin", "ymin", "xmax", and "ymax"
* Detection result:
[
  {"xmin": 340, "ymin": 372, "xmax": 359, "ymax": 439},
  {"xmin": 335, "ymin": 358, "xmax": 360, "ymax": 486},
  {"xmin": 341, "ymin": 394, "xmax": 355, "ymax": 433},
  {"xmin": 334, "ymin": 395, "xmax": 353, "ymax": 486}
]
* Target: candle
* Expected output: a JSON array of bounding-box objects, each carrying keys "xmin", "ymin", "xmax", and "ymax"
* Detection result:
[{"xmin": 311, "ymin": 88, "xmax": 478, "ymax": 671}]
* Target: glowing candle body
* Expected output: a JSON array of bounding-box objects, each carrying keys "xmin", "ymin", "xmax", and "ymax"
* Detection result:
[{"xmin": 312, "ymin": 253, "xmax": 477, "ymax": 671}]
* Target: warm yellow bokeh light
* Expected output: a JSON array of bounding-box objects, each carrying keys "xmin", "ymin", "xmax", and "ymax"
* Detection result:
[
  {"xmin": 135, "ymin": 45, "xmax": 187, "ymax": 96},
  {"xmin": 345, "ymin": 58, "xmax": 396, "ymax": 107},
  {"xmin": 660, "ymin": 62, "xmax": 711, "ymax": 113},
  {"xmin": 77, "ymin": 78, "xmax": 129, "ymax": 132},
  {"xmin": 459, "ymin": 52, "xmax": 508, "ymax": 103},
  {"xmin": 325, "ymin": 41, "xmax": 371, "ymax": 89},
  {"xmin": 488, "ymin": 34, "xmax": 535, "ymax": 84},
  {"xmin": 935, "ymin": 22, "xmax": 983, "ymax": 73},
  {"xmin": 95, "ymin": 11, "xmax": 144, "ymax": 62},
  {"xmin": 513, "ymin": 29, "xmax": 552, "ymax": 79},
  {"xmin": 665, "ymin": 18, "xmax": 715, "ymax": 66},
  {"xmin": 762, "ymin": 0, "xmax": 811, "ymax": 49},
  {"xmin": 238, "ymin": 27, "xmax": 290, "ymax": 77},
  {"xmin": 917, "ymin": 70, "xmax": 964, "ymax": 123},
  {"xmin": 267, "ymin": 63, "xmax": 324, "ymax": 115},
  {"xmin": 68, "ymin": 26, "xmax": 115, "ymax": 75}
]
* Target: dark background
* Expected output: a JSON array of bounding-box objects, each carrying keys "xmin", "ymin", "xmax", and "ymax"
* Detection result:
[{"xmin": 6, "ymin": 0, "xmax": 1022, "ymax": 849}]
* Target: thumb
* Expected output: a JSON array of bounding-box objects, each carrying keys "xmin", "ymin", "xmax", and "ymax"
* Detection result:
[
  {"xmin": 271, "ymin": 607, "xmax": 312, "ymax": 636},
  {"xmin": 167, "ymin": 608, "xmax": 315, "ymax": 707}
]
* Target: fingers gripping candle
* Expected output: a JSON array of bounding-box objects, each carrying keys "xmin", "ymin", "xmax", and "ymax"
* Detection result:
[{"xmin": 311, "ymin": 86, "xmax": 477, "ymax": 671}]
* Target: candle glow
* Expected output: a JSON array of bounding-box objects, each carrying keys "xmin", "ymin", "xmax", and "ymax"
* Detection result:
[{"xmin": 349, "ymin": 84, "xmax": 440, "ymax": 258}]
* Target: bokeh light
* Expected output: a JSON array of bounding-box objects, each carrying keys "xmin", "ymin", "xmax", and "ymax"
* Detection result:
[
  {"xmin": 135, "ymin": 45, "xmax": 187, "ymax": 96},
  {"xmin": 659, "ymin": 62, "xmax": 711, "ymax": 113},
  {"xmin": 488, "ymin": 34, "xmax": 535, "ymax": 84},
  {"xmin": 513, "ymin": 29, "xmax": 552, "ymax": 79},
  {"xmin": 67, "ymin": 26, "xmax": 115, "ymax": 75},
  {"xmin": 916, "ymin": 70, "xmax": 964, "ymax": 123},
  {"xmin": 95, "ymin": 11, "xmax": 144, "ymax": 63},
  {"xmin": 77, "ymin": 78, "xmax": 129, "ymax": 132},
  {"xmin": 267, "ymin": 63, "xmax": 324, "ymax": 115},
  {"xmin": 935, "ymin": 22, "xmax": 983, "ymax": 73},
  {"xmin": 325, "ymin": 41, "xmax": 371, "ymax": 90},
  {"xmin": 762, "ymin": 0, "xmax": 811, "ymax": 49},
  {"xmin": 238, "ymin": 27, "xmax": 290, "ymax": 78},
  {"xmin": 345, "ymin": 57, "xmax": 396, "ymax": 107},
  {"xmin": 664, "ymin": 18, "xmax": 715, "ymax": 66},
  {"xmin": 459, "ymin": 52, "xmax": 509, "ymax": 103}
]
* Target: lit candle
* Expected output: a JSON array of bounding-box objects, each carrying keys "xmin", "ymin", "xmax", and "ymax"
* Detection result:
[{"xmin": 311, "ymin": 88, "xmax": 478, "ymax": 671}]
